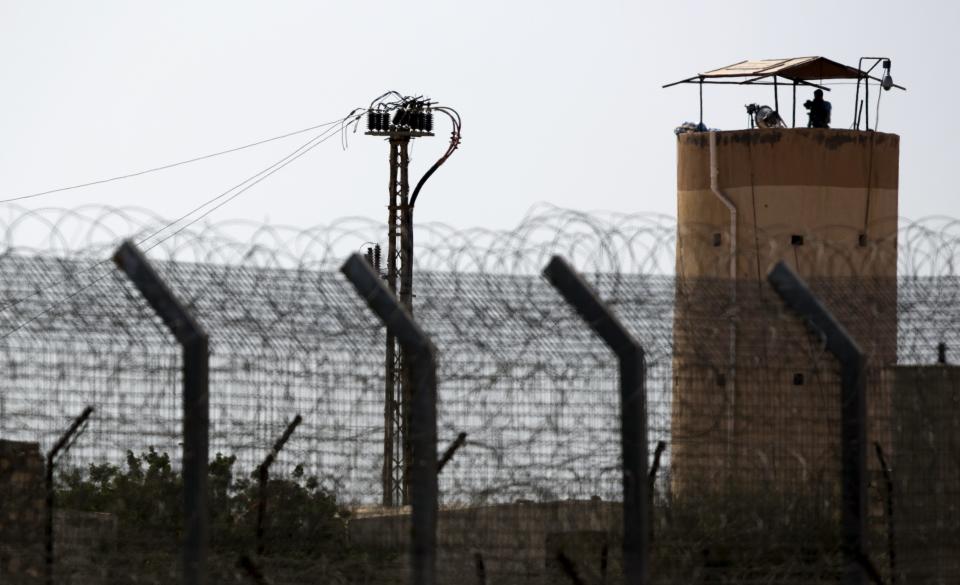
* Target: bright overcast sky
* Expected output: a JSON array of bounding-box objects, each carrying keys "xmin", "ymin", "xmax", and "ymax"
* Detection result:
[{"xmin": 1, "ymin": 1, "xmax": 956, "ymax": 235}]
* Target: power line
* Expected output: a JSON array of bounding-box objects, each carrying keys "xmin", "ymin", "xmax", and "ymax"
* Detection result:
[
  {"xmin": 0, "ymin": 114, "xmax": 362, "ymax": 339},
  {"xmin": 0, "ymin": 117, "xmax": 347, "ymax": 204},
  {"xmin": 141, "ymin": 116, "xmax": 357, "ymax": 252}
]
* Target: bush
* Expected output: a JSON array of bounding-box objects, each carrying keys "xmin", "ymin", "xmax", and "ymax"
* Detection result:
[{"xmin": 57, "ymin": 449, "xmax": 348, "ymax": 557}]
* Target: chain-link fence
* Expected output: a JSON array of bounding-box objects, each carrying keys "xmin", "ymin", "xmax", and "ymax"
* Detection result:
[{"xmin": 0, "ymin": 205, "xmax": 958, "ymax": 584}]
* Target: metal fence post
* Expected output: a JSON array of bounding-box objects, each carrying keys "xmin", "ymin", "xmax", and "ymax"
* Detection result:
[
  {"xmin": 767, "ymin": 261, "xmax": 866, "ymax": 585},
  {"xmin": 340, "ymin": 253, "xmax": 438, "ymax": 585},
  {"xmin": 256, "ymin": 414, "xmax": 302, "ymax": 556},
  {"xmin": 543, "ymin": 255, "xmax": 650, "ymax": 585},
  {"xmin": 113, "ymin": 240, "xmax": 210, "ymax": 585},
  {"xmin": 45, "ymin": 405, "xmax": 94, "ymax": 585}
]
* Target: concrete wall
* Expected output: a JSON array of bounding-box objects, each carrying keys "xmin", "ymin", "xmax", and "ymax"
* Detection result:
[
  {"xmin": 349, "ymin": 500, "xmax": 622, "ymax": 585},
  {"xmin": 0, "ymin": 441, "xmax": 44, "ymax": 585},
  {"xmin": 889, "ymin": 366, "xmax": 960, "ymax": 584},
  {"xmin": 51, "ymin": 510, "xmax": 116, "ymax": 585},
  {"xmin": 0, "ymin": 440, "xmax": 117, "ymax": 585},
  {"xmin": 671, "ymin": 129, "xmax": 899, "ymax": 494}
]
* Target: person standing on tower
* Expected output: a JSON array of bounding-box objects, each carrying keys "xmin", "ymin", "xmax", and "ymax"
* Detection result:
[{"xmin": 804, "ymin": 89, "xmax": 831, "ymax": 128}]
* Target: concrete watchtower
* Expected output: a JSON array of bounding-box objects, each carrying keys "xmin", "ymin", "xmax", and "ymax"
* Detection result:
[{"xmin": 663, "ymin": 58, "xmax": 904, "ymax": 492}]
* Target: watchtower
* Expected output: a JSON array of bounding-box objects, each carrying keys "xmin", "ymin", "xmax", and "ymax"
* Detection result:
[{"xmin": 663, "ymin": 57, "xmax": 905, "ymax": 492}]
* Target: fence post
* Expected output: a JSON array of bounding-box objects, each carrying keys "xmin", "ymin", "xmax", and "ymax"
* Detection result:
[
  {"xmin": 767, "ymin": 261, "xmax": 866, "ymax": 585},
  {"xmin": 45, "ymin": 405, "xmax": 94, "ymax": 585},
  {"xmin": 256, "ymin": 414, "xmax": 302, "ymax": 556},
  {"xmin": 340, "ymin": 253, "xmax": 438, "ymax": 585},
  {"xmin": 542, "ymin": 255, "xmax": 650, "ymax": 585},
  {"xmin": 113, "ymin": 240, "xmax": 209, "ymax": 585}
]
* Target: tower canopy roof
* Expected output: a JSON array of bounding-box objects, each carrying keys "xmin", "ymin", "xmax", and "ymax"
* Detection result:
[{"xmin": 663, "ymin": 56, "xmax": 906, "ymax": 90}]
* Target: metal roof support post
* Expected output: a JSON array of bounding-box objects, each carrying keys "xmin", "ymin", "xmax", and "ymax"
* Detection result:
[
  {"xmin": 341, "ymin": 253, "xmax": 438, "ymax": 585},
  {"xmin": 774, "ymin": 76, "xmax": 779, "ymax": 113},
  {"xmin": 767, "ymin": 261, "xmax": 867, "ymax": 585},
  {"xmin": 699, "ymin": 76, "xmax": 704, "ymax": 126},
  {"xmin": 792, "ymin": 81, "xmax": 797, "ymax": 128},
  {"xmin": 543, "ymin": 256, "xmax": 650, "ymax": 585},
  {"xmin": 865, "ymin": 75, "xmax": 870, "ymax": 131},
  {"xmin": 854, "ymin": 60, "xmax": 864, "ymax": 130},
  {"xmin": 113, "ymin": 240, "xmax": 210, "ymax": 585}
]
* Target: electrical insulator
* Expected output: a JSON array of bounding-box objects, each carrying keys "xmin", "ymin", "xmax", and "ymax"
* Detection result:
[
  {"xmin": 374, "ymin": 244, "xmax": 382, "ymax": 275},
  {"xmin": 416, "ymin": 112, "xmax": 427, "ymax": 131},
  {"xmin": 367, "ymin": 111, "xmax": 376, "ymax": 132},
  {"xmin": 377, "ymin": 112, "xmax": 389, "ymax": 131},
  {"xmin": 424, "ymin": 111, "xmax": 433, "ymax": 132},
  {"xmin": 392, "ymin": 109, "xmax": 404, "ymax": 127}
]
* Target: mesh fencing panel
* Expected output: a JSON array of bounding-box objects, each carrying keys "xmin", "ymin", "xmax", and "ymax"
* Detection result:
[{"xmin": 0, "ymin": 206, "xmax": 958, "ymax": 584}]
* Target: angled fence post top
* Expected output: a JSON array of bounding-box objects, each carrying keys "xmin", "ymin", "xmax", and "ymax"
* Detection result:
[
  {"xmin": 46, "ymin": 406, "xmax": 94, "ymax": 462},
  {"xmin": 341, "ymin": 250, "xmax": 438, "ymax": 585},
  {"xmin": 766, "ymin": 261, "xmax": 864, "ymax": 363},
  {"xmin": 340, "ymin": 253, "xmax": 436, "ymax": 355},
  {"xmin": 113, "ymin": 239, "xmax": 207, "ymax": 344},
  {"xmin": 543, "ymin": 254, "xmax": 650, "ymax": 585},
  {"xmin": 258, "ymin": 414, "xmax": 303, "ymax": 475},
  {"xmin": 766, "ymin": 259, "xmax": 868, "ymax": 585},
  {"xmin": 542, "ymin": 255, "xmax": 640, "ymax": 354},
  {"xmin": 113, "ymin": 237, "xmax": 210, "ymax": 585}
]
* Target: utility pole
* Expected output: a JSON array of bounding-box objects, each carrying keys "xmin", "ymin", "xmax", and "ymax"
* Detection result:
[{"xmin": 366, "ymin": 100, "xmax": 434, "ymax": 506}]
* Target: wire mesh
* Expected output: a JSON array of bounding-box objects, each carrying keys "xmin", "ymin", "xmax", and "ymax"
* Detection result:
[{"xmin": 0, "ymin": 205, "xmax": 957, "ymax": 584}]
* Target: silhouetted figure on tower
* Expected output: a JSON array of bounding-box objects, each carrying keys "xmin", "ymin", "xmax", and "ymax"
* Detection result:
[{"xmin": 804, "ymin": 89, "xmax": 831, "ymax": 128}]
